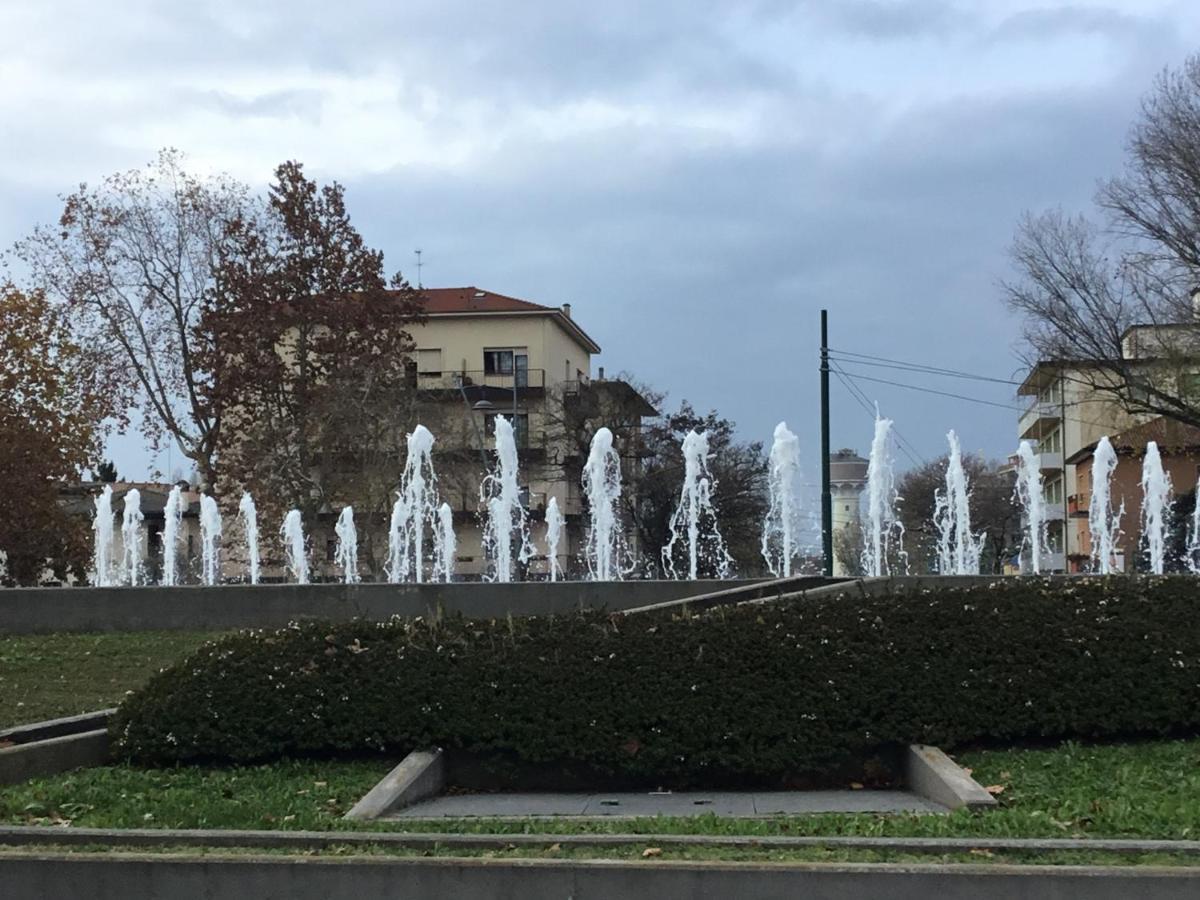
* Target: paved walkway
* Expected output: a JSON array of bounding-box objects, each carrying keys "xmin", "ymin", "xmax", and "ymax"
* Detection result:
[{"xmin": 388, "ymin": 789, "xmax": 946, "ymax": 819}]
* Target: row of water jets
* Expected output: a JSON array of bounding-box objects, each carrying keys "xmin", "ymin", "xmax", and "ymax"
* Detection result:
[
  {"xmin": 91, "ymin": 416, "xmax": 805, "ymax": 586},
  {"xmin": 860, "ymin": 414, "xmax": 1200, "ymax": 576}
]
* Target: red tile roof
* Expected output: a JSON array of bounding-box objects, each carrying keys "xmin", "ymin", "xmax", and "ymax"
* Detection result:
[{"xmin": 417, "ymin": 287, "xmax": 552, "ymax": 314}]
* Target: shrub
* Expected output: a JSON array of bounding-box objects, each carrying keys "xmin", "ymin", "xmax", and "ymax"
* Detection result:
[{"xmin": 112, "ymin": 577, "xmax": 1200, "ymax": 785}]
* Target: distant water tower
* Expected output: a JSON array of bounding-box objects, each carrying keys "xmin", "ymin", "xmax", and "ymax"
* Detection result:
[{"xmin": 830, "ymin": 448, "xmax": 869, "ymax": 576}]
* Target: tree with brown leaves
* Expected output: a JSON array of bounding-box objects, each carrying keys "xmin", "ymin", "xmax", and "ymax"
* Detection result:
[{"xmin": 0, "ymin": 285, "xmax": 113, "ymax": 583}]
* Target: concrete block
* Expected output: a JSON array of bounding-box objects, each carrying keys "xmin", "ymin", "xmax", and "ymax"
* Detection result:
[
  {"xmin": 905, "ymin": 744, "xmax": 997, "ymax": 811},
  {"xmin": 344, "ymin": 748, "xmax": 444, "ymax": 820},
  {"xmin": 0, "ymin": 729, "xmax": 110, "ymax": 786},
  {"xmin": 0, "ymin": 709, "xmax": 115, "ymax": 746}
]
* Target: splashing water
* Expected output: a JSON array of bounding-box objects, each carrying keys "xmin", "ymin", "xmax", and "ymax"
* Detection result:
[
  {"xmin": 583, "ymin": 427, "xmax": 627, "ymax": 580},
  {"xmin": 92, "ymin": 485, "xmax": 115, "ymax": 587},
  {"xmin": 860, "ymin": 415, "xmax": 905, "ymax": 577},
  {"xmin": 480, "ymin": 415, "xmax": 532, "ymax": 582},
  {"xmin": 199, "ymin": 495, "xmax": 222, "ymax": 586},
  {"xmin": 161, "ymin": 485, "xmax": 183, "ymax": 586},
  {"xmin": 761, "ymin": 421, "xmax": 804, "ymax": 577},
  {"xmin": 545, "ymin": 496, "xmax": 564, "ymax": 582},
  {"xmin": 1140, "ymin": 441, "xmax": 1173, "ymax": 575},
  {"xmin": 387, "ymin": 425, "xmax": 441, "ymax": 582},
  {"xmin": 933, "ymin": 430, "xmax": 984, "ymax": 575},
  {"xmin": 1089, "ymin": 437, "xmax": 1124, "ymax": 574},
  {"xmin": 121, "ymin": 488, "xmax": 144, "ymax": 586},
  {"xmin": 1014, "ymin": 440, "xmax": 1048, "ymax": 574},
  {"xmin": 334, "ymin": 506, "xmax": 359, "ymax": 584},
  {"xmin": 662, "ymin": 430, "xmax": 733, "ymax": 580},
  {"xmin": 1187, "ymin": 489, "xmax": 1200, "ymax": 575},
  {"xmin": 432, "ymin": 502, "xmax": 456, "ymax": 583},
  {"xmin": 238, "ymin": 492, "xmax": 260, "ymax": 585},
  {"xmin": 280, "ymin": 509, "xmax": 308, "ymax": 584}
]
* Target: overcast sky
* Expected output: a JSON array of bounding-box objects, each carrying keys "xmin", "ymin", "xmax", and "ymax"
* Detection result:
[{"xmin": 4, "ymin": 0, "xmax": 1200, "ymax": 480}]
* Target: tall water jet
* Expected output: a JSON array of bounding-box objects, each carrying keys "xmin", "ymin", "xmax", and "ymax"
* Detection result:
[
  {"xmin": 1140, "ymin": 441, "xmax": 1173, "ymax": 575},
  {"xmin": 662, "ymin": 430, "xmax": 733, "ymax": 580},
  {"xmin": 334, "ymin": 506, "xmax": 359, "ymax": 584},
  {"xmin": 933, "ymin": 430, "xmax": 984, "ymax": 575},
  {"xmin": 120, "ymin": 488, "xmax": 144, "ymax": 585},
  {"xmin": 1088, "ymin": 436, "xmax": 1124, "ymax": 574},
  {"xmin": 480, "ymin": 415, "xmax": 532, "ymax": 582},
  {"xmin": 545, "ymin": 496, "xmax": 564, "ymax": 582},
  {"xmin": 1013, "ymin": 440, "xmax": 1047, "ymax": 574},
  {"xmin": 238, "ymin": 492, "xmax": 260, "ymax": 585},
  {"xmin": 860, "ymin": 415, "xmax": 905, "ymax": 577},
  {"xmin": 1187, "ymin": 491, "xmax": 1200, "ymax": 575},
  {"xmin": 92, "ymin": 485, "xmax": 115, "ymax": 587},
  {"xmin": 761, "ymin": 421, "xmax": 804, "ymax": 577},
  {"xmin": 161, "ymin": 485, "xmax": 183, "ymax": 586},
  {"xmin": 432, "ymin": 503, "xmax": 456, "ymax": 583},
  {"xmin": 280, "ymin": 509, "xmax": 308, "ymax": 584},
  {"xmin": 387, "ymin": 425, "xmax": 441, "ymax": 582},
  {"xmin": 199, "ymin": 495, "xmax": 222, "ymax": 586},
  {"xmin": 582, "ymin": 427, "xmax": 626, "ymax": 580}
]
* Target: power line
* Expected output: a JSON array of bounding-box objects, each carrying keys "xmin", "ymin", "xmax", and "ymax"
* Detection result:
[
  {"xmin": 830, "ymin": 362, "xmax": 925, "ymax": 466},
  {"xmin": 835, "ymin": 368, "xmax": 1026, "ymax": 412},
  {"xmin": 827, "ymin": 352, "xmax": 1022, "ymax": 386}
]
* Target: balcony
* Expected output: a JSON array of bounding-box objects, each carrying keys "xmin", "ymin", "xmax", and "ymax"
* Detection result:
[
  {"xmin": 417, "ymin": 368, "xmax": 548, "ymax": 395},
  {"xmin": 1067, "ymin": 494, "xmax": 1089, "ymax": 517},
  {"xmin": 1043, "ymin": 504, "xmax": 1066, "ymax": 521},
  {"xmin": 1035, "ymin": 451, "xmax": 1063, "ymax": 473},
  {"xmin": 1018, "ymin": 400, "xmax": 1062, "ymax": 439}
]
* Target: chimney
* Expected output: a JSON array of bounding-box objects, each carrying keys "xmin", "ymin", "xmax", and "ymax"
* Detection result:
[{"xmin": 561, "ymin": 303, "xmax": 571, "ymax": 319}]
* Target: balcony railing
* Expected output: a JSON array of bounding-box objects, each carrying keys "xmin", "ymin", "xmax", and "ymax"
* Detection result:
[
  {"xmin": 1067, "ymin": 493, "xmax": 1089, "ymax": 517},
  {"xmin": 416, "ymin": 368, "xmax": 548, "ymax": 392},
  {"xmin": 1018, "ymin": 399, "xmax": 1062, "ymax": 439}
]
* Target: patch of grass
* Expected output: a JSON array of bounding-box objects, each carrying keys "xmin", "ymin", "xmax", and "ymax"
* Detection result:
[
  {"xmin": 0, "ymin": 632, "xmax": 225, "ymax": 728},
  {"xmin": 3, "ymin": 738, "xmax": 1200, "ymax": 842}
]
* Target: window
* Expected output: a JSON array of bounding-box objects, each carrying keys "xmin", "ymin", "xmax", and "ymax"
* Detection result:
[
  {"xmin": 326, "ymin": 540, "xmax": 337, "ymax": 563},
  {"xmin": 484, "ymin": 350, "xmax": 514, "ymax": 375},
  {"xmin": 417, "ymin": 348, "xmax": 443, "ymax": 375}
]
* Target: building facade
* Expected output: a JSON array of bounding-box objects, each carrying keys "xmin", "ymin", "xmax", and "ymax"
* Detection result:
[{"xmin": 829, "ymin": 448, "xmax": 868, "ymax": 576}]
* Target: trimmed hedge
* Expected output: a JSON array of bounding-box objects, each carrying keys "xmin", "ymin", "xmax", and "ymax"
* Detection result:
[{"xmin": 112, "ymin": 577, "xmax": 1200, "ymax": 785}]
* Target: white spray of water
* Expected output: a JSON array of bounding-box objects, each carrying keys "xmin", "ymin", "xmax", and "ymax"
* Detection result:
[
  {"xmin": 1014, "ymin": 440, "xmax": 1048, "ymax": 574},
  {"xmin": 1140, "ymin": 441, "xmax": 1173, "ymax": 575},
  {"xmin": 1187, "ymin": 489, "xmax": 1200, "ymax": 575},
  {"xmin": 161, "ymin": 485, "xmax": 183, "ymax": 586},
  {"xmin": 860, "ymin": 415, "xmax": 905, "ymax": 577},
  {"xmin": 761, "ymin": 421, "xmax": 804, "ymax": 577},
  {"xmin": 387, "ymin": 425, "xmax": 441, "ymax": 582},
  {"xmin": 545, "ymin": 496, "xmax": 564, "ymax": 582},
  {"xmin": 92, "ymin": 485, "xmax": 115, "ymax": 587},
  {"xmin": 199, "ymin": 495, "xmax": 222, "ymax": 586},
  {"xmin": 582, "ymin": 427, "xmax": 626, "ymax": 580},
  {"xmin": 280, "ymin": 509, "xmax": 308, "ymax": 584},
  {"xmin": 1088, "ymin": 437, "xmax": 1124, "ymax": 574},
  {"xmin": 120, "ymin": 488, "xmax": 144, "ymax": 586},
  {"xmin": 933, "ymin": 431, "xmax": 984, "ymax": 575},
  {"xmin": 432, "ymin": 502, "xmax": 456, "ymax": 583},
  {"xmin": 334, "ymin": 506, "xmax": 359, "ymax": 584},
  {"xmin": 662, "ymin": 430, "xmax": 733, "ymax": 580},
  {"xmin": 238, "ymin": 492, "xmax": 260, "ymax": 585},
  {"xmin": 480, "ymin": 415, "xmax": 532, "ymax": 582}
]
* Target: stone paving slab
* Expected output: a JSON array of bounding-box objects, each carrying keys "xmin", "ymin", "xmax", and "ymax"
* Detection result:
[{"xmin": 388, "ymin": 789, "xmax": 946, "ymax": 819}]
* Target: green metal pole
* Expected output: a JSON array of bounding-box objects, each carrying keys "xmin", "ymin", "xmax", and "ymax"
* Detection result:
[{"xmin": 821, "ymin": 309, "xmax": 833, "ymax": 576}]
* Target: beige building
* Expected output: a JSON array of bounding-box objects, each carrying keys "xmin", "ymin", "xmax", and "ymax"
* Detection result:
[
  {"xmin": 829, "ymin": 448, "xmax": 868, "ymax": 576},
  {"xmin": 1014, "ymin": 322, "xmax": 1200, "ymax": 572},
  {"xmin": 400, "ymin": 287, "xmax": 656, "ymax": 580}
]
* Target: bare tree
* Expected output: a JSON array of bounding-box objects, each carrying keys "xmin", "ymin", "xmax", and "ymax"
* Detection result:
[
  {"xmin": 12, "ymin": 149, "xmax": 251, "ymax": 486},
  {"xmin": 1004, "ymin": 55, "xmax": 1200, "ymax": 428}
]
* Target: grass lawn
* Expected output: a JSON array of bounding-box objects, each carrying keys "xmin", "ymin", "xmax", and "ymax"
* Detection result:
[
  {"xmin": 2, "ymin": 738, "xmax": 1199, "ymax": 845},
  {"xmin": 0, "ymin": 632, "xmax": 224, "ymax": 729}
]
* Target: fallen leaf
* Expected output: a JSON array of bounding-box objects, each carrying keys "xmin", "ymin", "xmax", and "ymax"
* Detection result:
[
  {"xmin": 642, "ymin": 847, "xmax": 663, "ymax": 858},
  {"xmin": 969, "ymin": 848, "xmax": 994, "ymax": 858},
  {"xmin": 984, "ymin": 784, "xmax": 1006, "ymax": 795},
  {"xmin": 546, "ymin": 843, "xmax": 562, "ymax": 854},
  {"xmin": 849, "ymin": 782, "xmax": 864, "ymax": 790}
]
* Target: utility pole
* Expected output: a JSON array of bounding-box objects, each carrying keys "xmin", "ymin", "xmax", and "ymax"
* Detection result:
[
  {"xmin": 415, "ymin": 249, "xmax": 423, "ymax": 289},
  {"xmin": 820, "ymin": 309, "xmax": 833, "ymax": 577}
]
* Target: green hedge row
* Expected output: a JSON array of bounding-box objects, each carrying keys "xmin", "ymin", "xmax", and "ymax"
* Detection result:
[{"xmin": 111, "ymin": 577, "xmax": 1200, "ymax": 785}]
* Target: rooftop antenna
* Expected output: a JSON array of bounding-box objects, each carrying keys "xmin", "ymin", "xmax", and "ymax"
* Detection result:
[{"xmin": 415, "ymin": 249, "xmax": 423, "ymax": 289}]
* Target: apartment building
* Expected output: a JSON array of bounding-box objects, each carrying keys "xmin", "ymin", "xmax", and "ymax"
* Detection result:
[
  {"xmin": 1014, "ymin": 322, "xmax": 1200, "ymax": 572},
  {"xmin": 402, "ymin": 287, "xmax": 656, "ymax": 579}
]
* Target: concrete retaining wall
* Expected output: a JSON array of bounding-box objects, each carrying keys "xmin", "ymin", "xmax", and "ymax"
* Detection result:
[
  {"xmin": 0, "ymin": 580, "xmax": 766, "ymax": 635},
  {"xmin": 4, "ymin": 854, "xmax": 1198, "ymax": 900}
]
